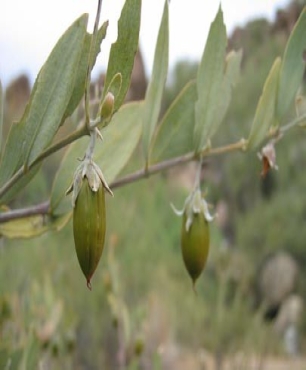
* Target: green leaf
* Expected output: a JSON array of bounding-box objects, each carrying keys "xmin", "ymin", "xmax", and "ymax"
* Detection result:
[
  {"xmin": 151, "ymin": 81, "xmax": 197, "ymax": 163},
  {"xmin": 25, "ymin": 15, "xmax": 88, "ymax": 166},
  {"xmin": 224, "ymin": 50, "xmax": 243, "ymax": 85},
  {"xmin": 209, "ymin": 49, "xmax": 243, "ymax": 141},
  {"xmin": 0, "ymin": 80, "xmax": 3, "ymax": 155},
  {"xmin": 95, "ymin": 103, "xmax": 142, "ymax": 182},
  {"xmin": 0, "ymin": 14, "xmax": 88, "ymax": 190},
  {"xmin": 194, "ymin": 6, "xmax": 227, "ymax": 152},
  {"xmin": 0, "ymin": 72, "xmax": 42, "ymax": 191},
  {"xmin": 0, "ymin": 164, "xmax": 40, "ymax": 205},
  {"xmin": 248, "ymin": 57, "xmax": 281, "ymax": 150},
  {"xmin": 63, "ymin": 21, "xmax": 109, "ymax": 122},
  {"xmin": 0, "ymin": 212, "xmax": 71, "ymax": 239},
  {"xmin": 277, "ymin": 8, "xmax": 306, "ymax": 120},
  {"xmin": 51, "ymin": 102, "xmax": 143, "ymax": 215},
  {"xmin": 142, "ymin": 0, "xmax": 169, "ymax": 165},
  {"xmin": 103, "ymin": 0, "xmax": 141, "ymax": 111}
]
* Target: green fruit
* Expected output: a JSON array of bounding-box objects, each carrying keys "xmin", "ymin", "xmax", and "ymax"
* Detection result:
[
  {"xmin": 181, "ymin": 212, "xmax": 210, "ymax": 287},
  {"xmin": 73, "ymin": 178, "xmax": 106, "ymax": 289}
]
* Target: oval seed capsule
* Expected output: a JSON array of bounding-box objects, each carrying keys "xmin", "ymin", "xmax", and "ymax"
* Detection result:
[
  {"xmin": 73, "ymin": 178, "xmax": 106, "ymax": 289},
  {"xmin": 181, "ymin": 212, "xmax": 210, "ymax": 288}
]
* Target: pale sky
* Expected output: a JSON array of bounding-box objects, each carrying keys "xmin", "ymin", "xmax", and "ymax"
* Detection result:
[{"xmin": 0, "ymin": 0, "xmax": 290, "ymax": 87}]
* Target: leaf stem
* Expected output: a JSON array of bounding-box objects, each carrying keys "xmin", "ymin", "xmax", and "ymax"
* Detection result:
[
  {"xmin": 279, "ymin": 112, "xmax": 306, "ymax": 133},
  {"xmin": 0, "ymin": 166, "xmax": 26, "ymax": 201},
  {"xmin": 112, "ymin": 139, "xmax": 247, "ymax": 189},
  {"xmin": 0, "ymin": 201, "xmax": 50, "ymax": 222},
  {"xmin": 84, "ymin": 0, "xmax": 103, "ymax": 127},
  {"xmin": 0, "ymin": 137, "xmax": 246, "ymax": 223},
  {"xmin": 0, "ymin": 125, "xmax": 87, "ymax": 200},
  {"xmin": 32, "ymin": 125, "xmax": 88, "ymax": 167},
  {"xmin": 111, "ymin": 152, "xmax": 196, "ymax": 189}
]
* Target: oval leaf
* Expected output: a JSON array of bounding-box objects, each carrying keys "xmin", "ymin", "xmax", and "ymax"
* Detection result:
[
  {"xmin": 0, "ymin": 14, "xmax": 88, "ymax": 192},
  {"xmin": 277, "ymin": 7, "xmax": 306, "ymax": 120},
  {"xmin": 151, "ymin": 81, "xmax": 197, "ymax": 163},
  {"xmin": 194, "ymin": 6, "xmax": 227, "ymax": 152},
  {"xmin": 209, "ymin": 49, "xmax": 243, "ymax": 141},
  {"xmin": 0, "ymin": 164, "xmax": 40, "ymax": 206},
  {"xmin": 248, "ymin": 57, "xmax": 281, "ymax": 150},
  {"xmin": 25, "ymin": 14, "xmax": 88, "ymax": 166},
  {"xmin": 142, "ymin": 0, "xmax": 169, "ymax": 165},
  {"xmin": 0, "ymin": 213, "xmax": 71, "ymax": 239},
  {"xmin": 63, "ymin": 21, "xmax": 109, "ymax": 122}
]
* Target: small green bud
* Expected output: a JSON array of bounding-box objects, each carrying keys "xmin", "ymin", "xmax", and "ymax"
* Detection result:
[{"xmin": 100, "ymin": 92, "xmax": 114, "ymax": 124}]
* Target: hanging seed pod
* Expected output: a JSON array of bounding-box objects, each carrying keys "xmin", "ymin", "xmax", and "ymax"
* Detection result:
[
  {"xmin": 181, "ymin": 212, "xmax": 210, "ymax": 287},
  {"xmin": 67, "ymin": 160, "xmax": 113, "ymax": 290},
  {"xmin": 73, "ymin": 178, "xmax": 105, "ymax": 289},
  {"xmin": 173, "ymin": 188, "xmax": 214, "ymax": 289}
]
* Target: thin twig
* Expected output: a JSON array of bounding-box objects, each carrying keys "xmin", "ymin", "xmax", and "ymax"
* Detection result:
[
  {"xmin": 279, "ymin": 112, "xmax": 306, "ymax": 133},
  {"xmin": 0, "ymin": 201, "xmax": 50, "ymax": 222},
  {"xmin": 32, "ymin": 125, "xmax": 88, "ymax": 167},
  {"xmin": 111, "ymin": 151, "xmax": 196, "ymax": 189},
  {"xmin": 0, "ymin": 166, "xmax": 26, "ymax": 201},
  {"xmin": 0, "ymin": 126, "xmax": 87, "ymax": 200},
  {"xmin": 0, "ymin": 139, "xmax": 247, "ymax": 223},
  {"xmin": 84, "ymin": 0, "xmax": 103, "ymax": 126}
]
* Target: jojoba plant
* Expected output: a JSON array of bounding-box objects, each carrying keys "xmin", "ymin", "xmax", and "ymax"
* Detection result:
[{"xmin": 2, "ymin": 1, "xmax": 306, "ymax": 368}]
